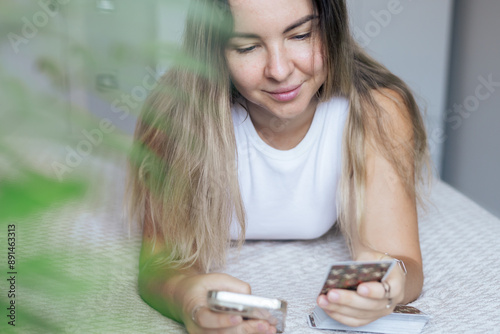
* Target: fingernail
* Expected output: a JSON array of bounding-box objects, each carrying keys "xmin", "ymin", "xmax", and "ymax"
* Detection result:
[
  {"xmin": 328, "ymin": 291, "xmax": 340, "ymax": 302},
  {"xmin": 230, "ymin": 315, "xmax": 242, "ymax": 325},
  {"xmin": 358, "ymin": 285, "xmax": 369, "ymax": 296},
  {"xmin": 318, "ymin": 297, "xmax": 328, "ymax": 307}
]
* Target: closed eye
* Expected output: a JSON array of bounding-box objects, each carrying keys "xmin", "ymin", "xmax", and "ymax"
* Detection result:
[
  {"xmin": 235, "ymin": 45, "xmax": 258, "ymax": 54},
  {"xmin": 292, "ymin": 32, "xmax": 312, "ymax": 41}
]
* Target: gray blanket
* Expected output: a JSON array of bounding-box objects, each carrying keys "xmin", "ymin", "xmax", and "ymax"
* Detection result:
[{"xmin": 14, "ymin": 158, "xmax": 500, "ymax": 333}]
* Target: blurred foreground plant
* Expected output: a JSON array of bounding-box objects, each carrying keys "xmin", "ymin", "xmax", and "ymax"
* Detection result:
[
  {"xmin": 0, "ymin": 0, "xmax": 216, "ymax": 332},
  {"xmin": 0, "ymin": 1, "xmax": 164, "ymax": 332}
]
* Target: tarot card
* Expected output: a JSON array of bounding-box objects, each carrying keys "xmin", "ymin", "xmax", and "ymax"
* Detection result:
[
  {"xmin": 319, "ymin": 260, "xmax": 396, "ymax": 294},
  {"xmin": 207, "ymin": 291, "xmax": 287, "ymax": 333}
]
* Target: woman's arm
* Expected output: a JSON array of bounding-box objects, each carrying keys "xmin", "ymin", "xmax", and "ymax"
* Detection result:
[
  {"xmin": 138, "ymin": 233, "xmax": 196, "ymax": 324},
  {"xmin": 354, "ymin": 89, "xmax": 423, "ymax": 303},
  {"xmin": 138, "ymin": 218, "xmax": 277, "ymax": 334},
  {"xmin": 318, "ymin": 89, "xmax": 423, "ymax": 326},
  {"xmin": 354, "ymin": 130, "xmax": 423, "ymax": 304}
]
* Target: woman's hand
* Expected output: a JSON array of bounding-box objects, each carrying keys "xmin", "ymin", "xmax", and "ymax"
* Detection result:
[
  {"xmin": 316, "ymin": 261, "xmax": 406, "ymax": 327},
  {"xmin": 180, "ymin": 273, "xmax": 277, "ymax": 334}
]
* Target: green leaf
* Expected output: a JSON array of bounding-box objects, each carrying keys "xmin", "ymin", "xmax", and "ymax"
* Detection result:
[{"xmin": 0, "ymin": 171, "xmax": 87, "ymax": 222}]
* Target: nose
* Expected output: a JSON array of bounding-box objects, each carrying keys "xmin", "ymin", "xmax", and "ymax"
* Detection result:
[{"xmin": 264, "ymin": 45, "xmax": 294, "ymax": 82}]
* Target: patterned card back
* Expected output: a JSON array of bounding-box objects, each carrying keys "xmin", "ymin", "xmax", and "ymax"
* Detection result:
[{"xmin": 320, "ymin": 261, "xmax": 394, "ymax": 294}]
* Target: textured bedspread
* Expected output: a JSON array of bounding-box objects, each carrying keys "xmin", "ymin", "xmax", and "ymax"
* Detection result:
[{"xmin": 9, "ymin": 157, "xmax": 500, "ymax": 334}]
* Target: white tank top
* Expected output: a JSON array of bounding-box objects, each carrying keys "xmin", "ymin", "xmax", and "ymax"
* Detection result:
[{"xmin": 230, "ymin": 97, "xmax": 349, "ymax": 240}]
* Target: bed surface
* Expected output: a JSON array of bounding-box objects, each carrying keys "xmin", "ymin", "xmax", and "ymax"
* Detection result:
[{"xmin": 9, "ymin": 158, "xmax": 500, "ymax": 333}]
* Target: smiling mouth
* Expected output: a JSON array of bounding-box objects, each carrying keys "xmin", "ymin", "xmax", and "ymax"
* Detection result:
[{"xmin": 266, "ymin": 84, "xmax": 302, "ymax": 102}]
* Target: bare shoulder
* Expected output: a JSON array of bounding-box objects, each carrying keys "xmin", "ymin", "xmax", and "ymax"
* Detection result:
[
  {"xmin": 371, "ymin": 88, "xmax": 411, "ymax": 121},
  {"xmin": 369, "ymin": 88, "xmax": 414, "ymax": 142}
]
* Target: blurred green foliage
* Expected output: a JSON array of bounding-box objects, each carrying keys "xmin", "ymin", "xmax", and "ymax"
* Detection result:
[{"xmin": 0, "ymin": 1, "xmax": 190, "ymax": 332}]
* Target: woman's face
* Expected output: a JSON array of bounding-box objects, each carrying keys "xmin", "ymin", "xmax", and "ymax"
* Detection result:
[{"xmin": 225, "ymin": 0, "xmax": 327, "ymax": 120}]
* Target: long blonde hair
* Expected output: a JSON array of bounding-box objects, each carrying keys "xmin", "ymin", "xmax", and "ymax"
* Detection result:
[{"xmin": 127, "ymin": 0, "xmax": 429, "ymax": 272}]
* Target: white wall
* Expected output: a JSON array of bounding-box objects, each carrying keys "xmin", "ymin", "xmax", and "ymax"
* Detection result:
[
  {"xmin": 155, "ymin": 0, "xmax": 455, "ymax": 172},
  {"xmin": 156, "ymin": 0, "xmax": 455, "ymax": 173},
  {"xmin": 347, "ymin": 0, "xmax": 454, "ymax": 174},
  {"xmin": 64, "ymin": 0, "xmax": 157, "ymax": 135},
  {"xmin": 156, "ymin": 1, "xmax": 189, "ymax": 75},
  {"xmin": 1, "ymin": 1, "xmax": 456, "ymax": 177}
]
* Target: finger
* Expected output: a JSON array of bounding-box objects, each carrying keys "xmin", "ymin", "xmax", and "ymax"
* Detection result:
[
  {"xmin": 357, "ymin": 279, "xmax": 404, "ymax": 302},
  {"xmin": 193, "ymin": 319, "xmax": 276, "ymax": 334},
  {"xmin": 357, "ymin": 281, "xmax": 388, "ymax": 299},
  {"xmin": 194, "ymin": 307, "xmax": 243, "ymax": 329},
  {"xmin": 318, "ymin": 296, "xmax": 389, "ymax": 320},
  {"xmin": 324, "ymin": 310, "xmax": 379, "ymax": 328},
  {"xmin": 205, "ymin": 273, "xmax": 252, "ymax": 295},
  {"xmin": 319, "ymin": 289, "xmax": 386, "ymax": 313},
  {"xmin": 237, "ymin": 319, "xmax": 277, "ymax": 334}
]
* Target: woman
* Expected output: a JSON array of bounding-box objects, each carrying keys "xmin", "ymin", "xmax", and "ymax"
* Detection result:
[{"xmin": 127, "ymin": 0, "xmax": 429, "ymax": 333}]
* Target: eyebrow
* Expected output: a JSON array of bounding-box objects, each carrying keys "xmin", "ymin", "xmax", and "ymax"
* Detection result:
[
  {"xmin": 283, "ymin": 14, "xmax": 318, "ymax": 34},
  {"xmin": 231, "ymin": 14, "xmax": 318, "ymax": 39}
]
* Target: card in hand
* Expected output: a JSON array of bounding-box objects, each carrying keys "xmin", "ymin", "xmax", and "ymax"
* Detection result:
[{"xmin": 319, "ymin": 260, "xmax": 395, "ymax": 294}]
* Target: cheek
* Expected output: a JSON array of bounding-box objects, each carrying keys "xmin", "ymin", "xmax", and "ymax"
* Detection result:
[
  {"xmin": 295, "ymin": 43, "xmax": 326, "ymax": 76},
  {"xmin": 313, "ymin": 52, "xmax": 326, "ymax": 78},
  {"xmin": 227, "ymin": 58, "xmax": 262, "ymax": 92},
  {"xmin": 310, "ymin": 42, "xmax": 327, "ymax": 81}
]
